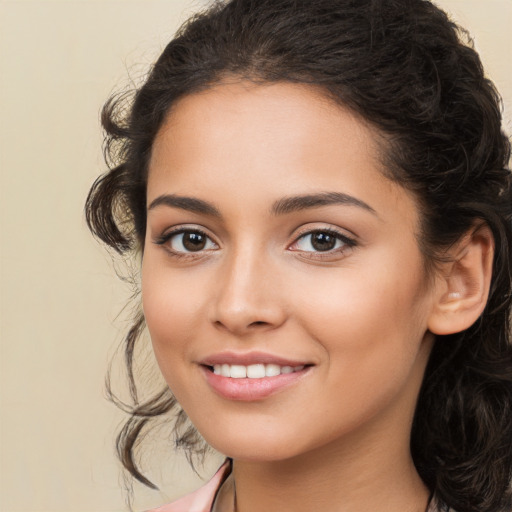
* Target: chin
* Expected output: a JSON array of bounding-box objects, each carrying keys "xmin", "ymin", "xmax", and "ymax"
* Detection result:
[{"xmin": 200, "ymin": 426, "xmax": 306, "ymax": 462}]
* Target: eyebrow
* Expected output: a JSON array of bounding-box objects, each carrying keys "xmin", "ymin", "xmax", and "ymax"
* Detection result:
[
  {"xmin": 148, "ymin": 194, "xmax": 221, "ymax": 216},
  {"xmin": 270, "ymin": 192, "xmax": 377, "ymax": 216},
  {"xmin": 147, "ymin": 191, "xmax": 376, "ymax": 218}
]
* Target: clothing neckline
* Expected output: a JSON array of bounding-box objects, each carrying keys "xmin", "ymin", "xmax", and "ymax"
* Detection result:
[{"xmin": 213, "ymin": 459, "xmax": 443, "ymax": 512}]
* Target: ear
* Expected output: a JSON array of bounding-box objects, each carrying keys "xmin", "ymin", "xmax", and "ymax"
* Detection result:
[{"xmin": 427, "ymin": 224, "xmax": 494, "ymax": 336}]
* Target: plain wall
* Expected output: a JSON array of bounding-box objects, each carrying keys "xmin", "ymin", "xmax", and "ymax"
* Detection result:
[{"xmin": 0, "ymin": 1, "xmax": 510, "ymax": 511}]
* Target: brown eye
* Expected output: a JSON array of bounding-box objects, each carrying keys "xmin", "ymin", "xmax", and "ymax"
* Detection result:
[
  {"xmin": 288, "ymin": 229, "xmax": 356, "ymax": 257},
  {"xmin": 294, "ymin": 231, "xmax": 343, "ymax": 252},
  {"xmin": 164, "ymin": 230, "xmax": 217, "ymax": 253},
  {"xmin": 310, "ymin": 232, "xmax": 337, "ymax": 251},
  {"xmin": 182, "ymin": 232, "xmax": 207, "ymax": 251}
]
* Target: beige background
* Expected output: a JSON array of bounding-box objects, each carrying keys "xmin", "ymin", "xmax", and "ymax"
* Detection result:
[{"xmin": 0, "ymin": 1, "xmax": 510, "ymax": 511}]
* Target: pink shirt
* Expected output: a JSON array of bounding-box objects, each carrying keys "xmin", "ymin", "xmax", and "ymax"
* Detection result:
[
  {"xmin": 147, "ymin": 461, "xmax": 231, "ymax": 512},
  {"xmin": 147, "ymin": 461, "xmax": 450, "ymax": 512}
]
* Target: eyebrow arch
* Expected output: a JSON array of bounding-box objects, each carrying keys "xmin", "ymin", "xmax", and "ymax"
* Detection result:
[
  {"xmin": 148, "ymin": 194, "xmax": 221, "ymax": 217},
  {"xmin": 271, "ymin": 192, "xmax": 377, "ymax": 216},
  {"xmin": 147, "ymin": 191, "xmax": 377, "ymax": 218}
]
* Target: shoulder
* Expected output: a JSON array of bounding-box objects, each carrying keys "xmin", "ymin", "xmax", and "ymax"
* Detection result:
[{"xmin": 145, "ymin": 461, "xmax": 231, "ymax": 512}]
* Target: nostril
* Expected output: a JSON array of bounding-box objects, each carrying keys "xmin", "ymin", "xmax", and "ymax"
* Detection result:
[
  {"xmin": 212, "ymin": 319, "xmax": 272, "ymax": 333},
  {"xmin": 249, "ymin": 321, "xmax": 269, "ymax": 327}
]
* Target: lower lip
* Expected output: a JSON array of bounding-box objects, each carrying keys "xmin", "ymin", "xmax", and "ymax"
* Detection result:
[{"xmin": 201, "ymin": 366, "xmax": 311, "ymax": 401}]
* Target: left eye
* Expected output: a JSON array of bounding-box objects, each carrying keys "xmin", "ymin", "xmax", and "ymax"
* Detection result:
[
  {"xmin": 291, "ymin": 231, "xmax": 350, "ymax": 252},
  {"xmin": 166, "ymin": 230, "xmax": 217, "ymax": 253}
]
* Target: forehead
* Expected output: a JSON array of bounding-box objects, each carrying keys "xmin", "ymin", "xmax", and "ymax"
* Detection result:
[
  {"xmin": 152, "ymin": 81, "xmax": 377, "ymax": 171},
  {"xmin": 148, "ymin": 80, "xmax": 418, "ymax": 228}
]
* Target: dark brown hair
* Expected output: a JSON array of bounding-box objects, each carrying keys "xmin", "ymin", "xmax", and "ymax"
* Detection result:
[{"xmin": 85, "ymin": 1, "xmax": 512, "ymax": 510}]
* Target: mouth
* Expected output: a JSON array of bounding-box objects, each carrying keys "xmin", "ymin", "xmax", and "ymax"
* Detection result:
[
  {"xmin": 199, "ymin": 353, "xmax": 314, "ymax": 401},
  {"xmin": 204, "ymin": 363, "xmax": 308, "ymax": 379}
]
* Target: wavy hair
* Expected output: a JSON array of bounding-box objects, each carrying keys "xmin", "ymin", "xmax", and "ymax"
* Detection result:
[{"xmin": 85, "ymin": 1, "xmax": 512, "ymax": 510}]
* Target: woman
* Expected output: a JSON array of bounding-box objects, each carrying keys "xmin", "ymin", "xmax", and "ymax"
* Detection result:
[{"xmin": 86, "ymin": 0, "xmax": 512, "ymax": 511}]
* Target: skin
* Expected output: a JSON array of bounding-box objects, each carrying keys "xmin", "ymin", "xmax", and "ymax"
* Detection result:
[{"xmin": 142, "ymin": 81, "xmax": 444, "ymax": 511}]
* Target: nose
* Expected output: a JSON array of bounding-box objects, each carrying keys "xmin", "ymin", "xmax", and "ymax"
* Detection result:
[{"xmin": 209, "ymin": 246, "xmax": 287, "ymax": 336}]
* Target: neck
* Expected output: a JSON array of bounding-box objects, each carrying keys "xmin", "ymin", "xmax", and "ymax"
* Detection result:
[{"xmin": 229, "ymin": 432, "xmax": 428, "ymax": 512}]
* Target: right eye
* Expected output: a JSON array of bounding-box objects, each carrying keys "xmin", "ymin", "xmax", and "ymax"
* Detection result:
[{"xmin": 156, "ymin": 229, "xmax": 218, "ymax": 254}]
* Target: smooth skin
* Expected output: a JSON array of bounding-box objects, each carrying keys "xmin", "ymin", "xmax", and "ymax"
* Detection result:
[{"xmin": 142, "ymin": 81, "xmax": 494, "ymax": 512}]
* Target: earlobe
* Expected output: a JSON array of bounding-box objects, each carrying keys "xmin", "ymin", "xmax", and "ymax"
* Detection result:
[{"xmin": 427, "ymin": 224, "xmax": 494, "ymax": 336}]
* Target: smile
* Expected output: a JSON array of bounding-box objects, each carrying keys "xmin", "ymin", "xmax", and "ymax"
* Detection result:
[
  {"xmin": 199, "ymin": 354, "xmax": 312, "ymax": 401},
  {"xmin": 211, "ymin": 363, "xmax": 305, "ymax": 379}
]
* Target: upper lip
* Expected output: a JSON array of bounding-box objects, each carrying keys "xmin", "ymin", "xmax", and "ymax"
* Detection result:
[{"xmin": 199, "ymin": 351, "xmax": 312, "ymax": 367}]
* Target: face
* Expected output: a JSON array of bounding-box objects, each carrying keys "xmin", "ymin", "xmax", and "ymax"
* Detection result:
[{"xmin": 142, "ymin": 81, "xmax": 437, "ymax": 462}]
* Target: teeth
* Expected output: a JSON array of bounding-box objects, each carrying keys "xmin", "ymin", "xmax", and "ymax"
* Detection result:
[
  {"xmin": 265, "ymin": 364, "xmax": 281, "ymax": 377},
  {"xmin": 246, "ymin": 364, "xmax": 266, "ymax": 378},
  {"xmin": 230, "ymin": 365, "xmax": 247, "ymax": 379},
  {"xmin": 212, "ymin": 363, "xmax": 305, "ymax": 378}
]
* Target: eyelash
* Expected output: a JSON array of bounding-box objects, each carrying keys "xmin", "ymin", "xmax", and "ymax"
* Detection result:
[
  {"xmin": 154, "ymin": 227, "xmax": 217, "ymax": 260},
  {"xmin": 289, "ymin": 228, "xmax": 357, "ymax": 260},
  {"xmin": 153, "ymin": 226, "xmax": 357, "ymax": 260}
]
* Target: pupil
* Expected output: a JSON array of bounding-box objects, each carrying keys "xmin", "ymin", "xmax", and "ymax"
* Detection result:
[
  {"xmin": 311, "ymin": 232, "xmax": 336, "ymax": 251},
  {"xmin": 183, "ymin": 232, "xmax": 206, "ymax": 251}
]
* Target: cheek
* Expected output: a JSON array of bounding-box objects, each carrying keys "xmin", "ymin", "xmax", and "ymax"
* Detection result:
[
  {"xmin": 290, "ymin": 253, "xmax": 430, "ymax": 377},
  {"xmin": 287, "ymin": 271, "xmax": 431, "ymax": 439},
  {"xmin": 141, "ymin": 259, "xmax": 204, "ymax": 379}
]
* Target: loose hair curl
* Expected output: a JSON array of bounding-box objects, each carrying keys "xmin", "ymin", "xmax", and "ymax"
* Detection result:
[{"xmin": 85, "ymin": 1, "xmax": 512, "ymax": 510}]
